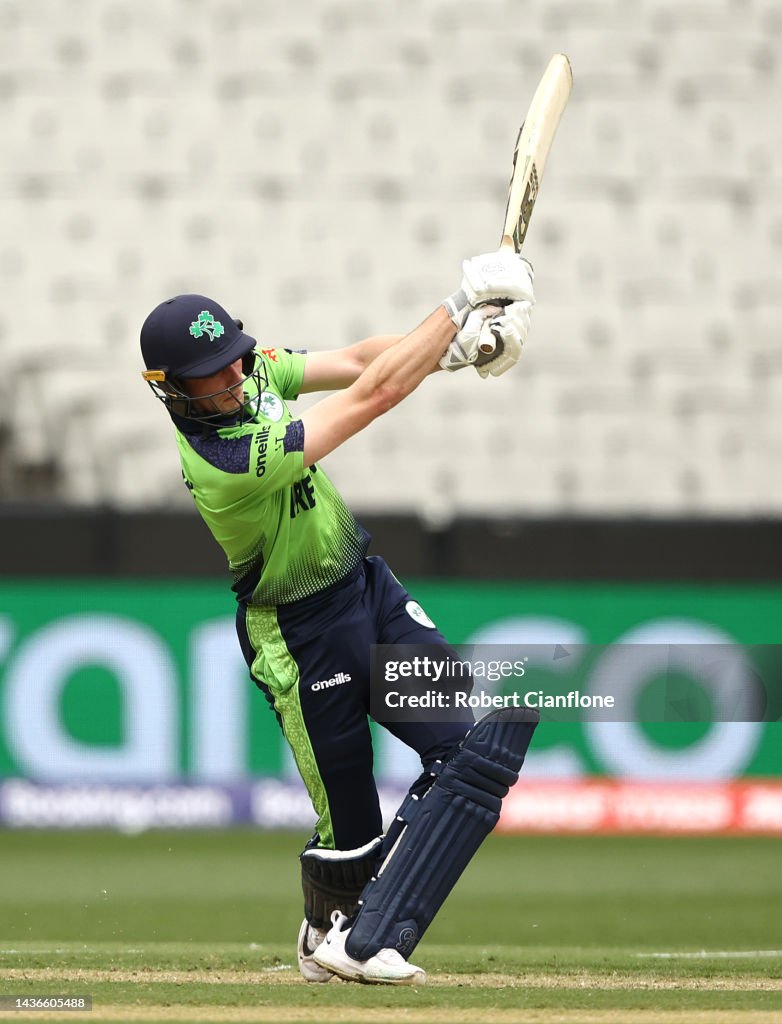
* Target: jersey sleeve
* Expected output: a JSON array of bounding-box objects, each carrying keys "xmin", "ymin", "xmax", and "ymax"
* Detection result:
[
  {"xmin": 178, "ymin": 420, "xmax": 306, "ymax": 501},
  {"xmin": 259, "ymin": 347, "xmax": 307, "ymax": 401}
]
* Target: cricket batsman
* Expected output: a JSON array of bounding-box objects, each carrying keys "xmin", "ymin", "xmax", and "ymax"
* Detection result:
[{"xmin": 140, "ymin": 251, "xmax": 540, "ymax": 985}]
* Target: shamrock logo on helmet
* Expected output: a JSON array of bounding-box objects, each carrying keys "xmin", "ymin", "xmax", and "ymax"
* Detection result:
[{"xmin": 189, "ymin": 310, "xmax": 225, "ymax": 341}]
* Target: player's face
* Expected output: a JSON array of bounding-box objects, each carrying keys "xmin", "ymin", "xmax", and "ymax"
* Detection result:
[{"xmin": 186, "ymin": 358, "xmax": 246, "ymax": 415}]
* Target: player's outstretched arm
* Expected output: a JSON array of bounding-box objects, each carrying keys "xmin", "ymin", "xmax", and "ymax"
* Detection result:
[
  {"xmin": 299, "ymin": 335, "xmax": 405, "ymax": 394},
  {"xmin": 299, "ymin": 250, "xmax": 533, "ymax": 465},
  {"xmin": 300, "ymin": 306, "xmax": 455, "ymax": 465}
]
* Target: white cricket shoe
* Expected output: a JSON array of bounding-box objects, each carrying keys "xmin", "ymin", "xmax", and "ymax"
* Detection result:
[
  {"xmin": 297, "ymin": 918, "xmax": 332, "ymax": 983},
  {"xmin": 312, "ymin": 911, "xmax": 426, "ymax": 985}
]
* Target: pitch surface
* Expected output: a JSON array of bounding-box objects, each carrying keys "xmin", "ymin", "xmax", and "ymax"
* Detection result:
[{"xmin": 1, "ymin": 831, "xmax": 780, "ymax": 1022}]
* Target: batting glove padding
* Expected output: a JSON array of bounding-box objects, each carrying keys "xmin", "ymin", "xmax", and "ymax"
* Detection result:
[
  {"xmin": 443, "ymin": 251, "xmax": 535, "ymax": 328},
  {"xmin": 439, "ymin": 305, "xmax": 504, "ymax": 372},
  {"xmin": 474, "ymin": 299, "xmax": 533, "ymax": 378}
]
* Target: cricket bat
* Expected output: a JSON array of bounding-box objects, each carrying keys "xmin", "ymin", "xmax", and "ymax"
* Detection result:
[{"xmin": 479, "ymin": 53, "xmax": 573, "ymax": 354}]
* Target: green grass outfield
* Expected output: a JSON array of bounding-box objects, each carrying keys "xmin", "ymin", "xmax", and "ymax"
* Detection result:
[{"xmin": 1, "ymin": 830, "xmax": 781, "ymax": 1023}]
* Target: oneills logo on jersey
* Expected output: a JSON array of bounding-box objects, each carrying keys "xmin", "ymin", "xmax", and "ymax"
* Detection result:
[
  {"xmin": 311, "ymin": 672, "xmax": 352, "ymax": 692},
  {"xmin": 258, "ymin": 393, "xmax": 284, "ymax": 422},
  {"xmin": 188, "ymin": 310, "xmax": 225, "ymax": 341}
]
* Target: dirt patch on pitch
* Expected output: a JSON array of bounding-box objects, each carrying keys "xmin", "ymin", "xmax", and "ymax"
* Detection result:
[{"xmin": 1, "ymin": 965, "xmax": 781, "ymax": 990}]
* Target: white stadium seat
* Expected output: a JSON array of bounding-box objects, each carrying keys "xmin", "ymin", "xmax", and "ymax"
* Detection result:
[{"xmin": 0, "ymin": 0, "xmax": 779, "ymax": 514}]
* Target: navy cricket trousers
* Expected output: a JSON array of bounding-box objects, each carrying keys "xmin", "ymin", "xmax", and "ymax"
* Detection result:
[{"xmin": 236, "ymin": 556, "xmax": 472, "ymax": 850}]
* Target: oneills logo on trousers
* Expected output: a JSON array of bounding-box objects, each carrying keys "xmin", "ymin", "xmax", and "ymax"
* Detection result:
[{"xmin": 311, "ymin": 672, "xmax": 352, "ymax": 692}]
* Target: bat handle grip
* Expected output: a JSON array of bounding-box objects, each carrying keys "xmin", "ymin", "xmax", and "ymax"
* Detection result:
[
  {"xmin": 478, "ymin": 238, "xmax": 520, "ymax": 355},
  {"xmin": 478, "ymin": 320, "xmax": 498, "ymax": 356}
]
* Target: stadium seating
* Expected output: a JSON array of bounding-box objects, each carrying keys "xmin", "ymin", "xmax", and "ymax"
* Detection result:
[{"xmin": 0, "ymin": 0, "xmax": 779, "ymax": 514}]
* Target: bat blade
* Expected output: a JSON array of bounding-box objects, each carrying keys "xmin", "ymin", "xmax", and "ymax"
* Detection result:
[
  {"xmin": 479, "ymin": 54, "xmax": 572, "ymax": 356},
  {"xmin": 501, "ymin": 53, "xmax": 572, "ymax": 254}
]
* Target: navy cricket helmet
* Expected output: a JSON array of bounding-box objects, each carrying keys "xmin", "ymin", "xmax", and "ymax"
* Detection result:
[{"xmin": 140, "ymin": 294, "xmax": 268, "ymax": 425}]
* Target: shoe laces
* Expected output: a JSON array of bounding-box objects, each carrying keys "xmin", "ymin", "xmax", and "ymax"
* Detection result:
[{"xmin": 329, "ymin": 910, "xmax": 350, "ymax": 931}]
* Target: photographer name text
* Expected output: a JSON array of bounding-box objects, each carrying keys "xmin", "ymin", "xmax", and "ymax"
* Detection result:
[{"xmin": 384, "ymin": 690, "xmax": 614, "ymax": 710}]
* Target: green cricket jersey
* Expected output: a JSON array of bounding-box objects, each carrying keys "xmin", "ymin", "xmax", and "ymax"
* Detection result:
[{"xmin": 175, "ymin": 347, "xmax": 369, "ymax": 607}]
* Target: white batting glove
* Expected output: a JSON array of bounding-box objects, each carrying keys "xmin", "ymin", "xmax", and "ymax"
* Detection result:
[
  {"xmin": 443, "ymin": 251, "xmax": 535, "ymax": 328},
  {"xmin": 439, "ymin": 305, "xmax": 503, "ymax": 372},
  {"xmin": 474, "ymin": 299, "xmax": 533, "ymax": 378}
]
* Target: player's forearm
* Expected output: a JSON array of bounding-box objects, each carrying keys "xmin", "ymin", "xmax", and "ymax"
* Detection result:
[
  {"xmin": 299, "ymin": 334, "xmax": 408, "ymax": 394},
  {"xmin": 352, "ymin": 332, "xmax": 444, "ymax": 379},
  {"xmin": 353, "ymin": 306, "xmax": 455, "ymax": 409},
  {"xmin": 349, "ymin": 334, "xmax": 405, "ymax": 372}
]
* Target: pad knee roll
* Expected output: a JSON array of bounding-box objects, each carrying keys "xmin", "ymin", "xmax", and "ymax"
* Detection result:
[{"xmin": 300, "ymin": 836, "xmax": 382, "ymax": 929}]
